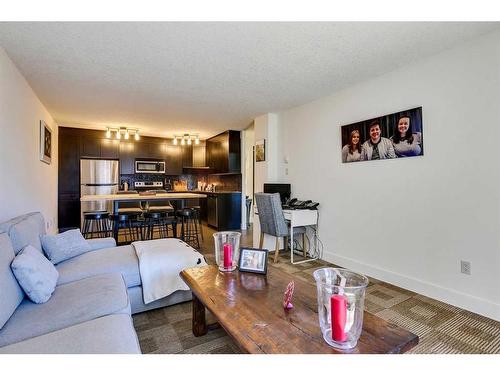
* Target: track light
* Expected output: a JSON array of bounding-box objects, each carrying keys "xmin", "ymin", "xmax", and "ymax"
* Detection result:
[{"xmin": 105, "ymin": 127, "xmax": 141, "ymax": 141}]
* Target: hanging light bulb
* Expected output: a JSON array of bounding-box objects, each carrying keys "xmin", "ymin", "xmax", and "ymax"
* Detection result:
[
  {"xmin": 135, "ymin": 130, "xmax": 140, "ymax": 141},
  {"xmin": 116, "ymin": 130, "xmax": 121, "ymax": 139},
  {"xmin": 124, "ymin": 129, "xmax": 130, "ymax": 140},
  {"xmin": 106, "ymin": 127, "xmax": 111, "ymax": 138},
  {"xmin": 195, "ymin": 135, "xmax": 200, "ymax": 145},
  {"xmin": 187, "ymin": 136, "xmax": 192, "ymax": 145},
  {"xmin": 181, "ymin": 136, "xmax": 185, "ymax": 146},
  {"xmin": 173, "ymin": 137, "xmax": 178, "ymax": 145}
]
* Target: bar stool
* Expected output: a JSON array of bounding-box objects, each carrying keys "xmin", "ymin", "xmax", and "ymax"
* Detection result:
[
  {"xmin": 82, "ymin": 211, "xmax": 111, "ymax": 239},
  {"xmin": 142, "ymin": 211, "xmax": 177, "ymax": 240},
  {"xmin": 175, "ymin": 208, "xmax": 200, "ymax": 249},
  {"xmin": 185, "ymin": 205, "xmax": 203, "ymax": 241},
  {"xmin": 110, "ymin": 213, "xmax": 142, "ymax": 245}
]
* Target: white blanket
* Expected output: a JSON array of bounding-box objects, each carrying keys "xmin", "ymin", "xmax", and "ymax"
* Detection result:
[{"xmin": 132, "ymin": 238, "xmax": 207, "ymax": 304}]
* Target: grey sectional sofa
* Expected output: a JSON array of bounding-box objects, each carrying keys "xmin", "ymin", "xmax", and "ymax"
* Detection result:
[{"xmin": 0, "ymin": 212, "xmax": 192, "ymax": 354}]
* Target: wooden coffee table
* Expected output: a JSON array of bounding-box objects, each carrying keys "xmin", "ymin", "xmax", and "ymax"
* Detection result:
[{"xmin": 180, "ymin": 265, "xmax": 419, "ymax": 354}]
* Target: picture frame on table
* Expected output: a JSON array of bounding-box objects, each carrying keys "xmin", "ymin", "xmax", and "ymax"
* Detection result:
[
  {"xmin": 238, "ymin": 247, "xmax": 268, "ymax": 274},
  {"xmin": 39, "ymin": 120, "xmax": 52, "ymax": 164}
]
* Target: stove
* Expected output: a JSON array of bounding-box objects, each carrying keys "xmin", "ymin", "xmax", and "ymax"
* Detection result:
[{"xmin": 134, "ymin": 181, "xmax": 164, "ymax": 191}]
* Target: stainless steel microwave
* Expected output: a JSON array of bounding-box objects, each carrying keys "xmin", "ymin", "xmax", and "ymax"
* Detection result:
[{"xmin": 135, "ymin": 160, "xmax": 166, "ymax": 174}]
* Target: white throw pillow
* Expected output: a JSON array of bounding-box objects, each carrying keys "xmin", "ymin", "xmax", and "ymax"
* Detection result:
[
  {"xmin": 41, "ymin": 229, "xmax": 91, "ymax": 264},
  {"xmin": 11, "ymin": 245, "xmax": 59, "ymax": 304}
]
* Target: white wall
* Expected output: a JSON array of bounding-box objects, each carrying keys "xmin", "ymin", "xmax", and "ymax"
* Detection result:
[
  {"xmin": 242, "ymin": 123, "xmax": 255, "ymax": 228},
  {"xmin": 0, "ymin": 47, "xmax": 58, "ymax": 232},
  {"xmin": 253, "ymin": 113, "xmax": 282, "ymax": 248},
  {"xmin": 276, "ymin": 30, "xmax": 500, "ymax": 320}
]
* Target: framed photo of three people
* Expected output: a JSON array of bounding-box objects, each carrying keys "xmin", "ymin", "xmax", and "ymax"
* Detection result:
[{"xmin": 341, "ymin": 106, "xmax": 423, "ymax": 163}]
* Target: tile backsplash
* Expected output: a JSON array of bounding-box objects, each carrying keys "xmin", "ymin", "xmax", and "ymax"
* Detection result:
[{"xmin": 119, "ymin": 173, "xmax": 241, "ymax": 192}]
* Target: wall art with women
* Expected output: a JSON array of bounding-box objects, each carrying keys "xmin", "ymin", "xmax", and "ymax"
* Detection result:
[{"xmin": 340, "ymin": 106, "xmax": 423, "ymax": 163}]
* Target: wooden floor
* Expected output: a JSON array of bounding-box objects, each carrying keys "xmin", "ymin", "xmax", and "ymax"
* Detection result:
[{"xmin": 132, "ymin": 223, "xmax": 500, "ymax": 354}]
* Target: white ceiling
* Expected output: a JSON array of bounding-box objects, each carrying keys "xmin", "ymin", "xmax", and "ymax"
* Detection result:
[{"xmin": 0, "ymin": 22, "xmax": 498, "ymax": 138}]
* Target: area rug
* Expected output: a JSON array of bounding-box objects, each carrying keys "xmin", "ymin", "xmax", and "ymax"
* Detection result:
[{"xmin": 132, "ymin": 228, "xmax": 500, "ymax": 354}]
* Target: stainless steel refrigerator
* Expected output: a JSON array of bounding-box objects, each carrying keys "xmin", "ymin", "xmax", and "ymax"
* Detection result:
[{"xmin": 80, "ymin": 159, "xmax": 119, "ymax": 222}]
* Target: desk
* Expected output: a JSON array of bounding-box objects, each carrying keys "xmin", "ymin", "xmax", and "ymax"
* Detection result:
[
  {"xmin": 254, "ymin": 207, "xmax": 319, "ymax": 264},
  {"xmin": 283, "ymin": 209, "xmax": 319, "ymax": 264}
]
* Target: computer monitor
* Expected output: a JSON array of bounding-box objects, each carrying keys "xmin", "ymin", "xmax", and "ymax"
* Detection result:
[{"xmin": 263, "ymin": 183, "xmax": 291, "ymax": 205}]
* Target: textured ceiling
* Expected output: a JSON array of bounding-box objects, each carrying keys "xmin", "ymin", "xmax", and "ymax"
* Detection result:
[{"xmin": 0, "ymin": 22, "xmax": 498, "ymax": 138}]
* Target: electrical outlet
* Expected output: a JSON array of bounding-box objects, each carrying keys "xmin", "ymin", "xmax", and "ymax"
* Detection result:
[{"xmin": 460, "ymin": 260, "xmax": 471, "ymax": 275}]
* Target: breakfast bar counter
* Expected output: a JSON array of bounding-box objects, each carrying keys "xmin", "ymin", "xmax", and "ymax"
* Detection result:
[{"xmin": 81, "ymin": 192, "xmax": 207, "ymax": 214}]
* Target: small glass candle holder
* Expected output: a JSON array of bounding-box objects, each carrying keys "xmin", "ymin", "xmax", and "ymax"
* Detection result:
[
  {"xmin": 313, "ymin": 268, "xmax": 369, "ymax": 350},
  {"xmin": 213, "ymin": 232, "xmax": 241, "ymax": 272}
]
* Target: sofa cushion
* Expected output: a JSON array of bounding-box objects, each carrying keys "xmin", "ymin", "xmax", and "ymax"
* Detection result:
[
  {"xmin": 0, "ymin": 314, "xmax": 141, "ymax": 354},
  {"xmin": 11, "ymin": 245, "xmax": 59, "ymax": 304},
  {"xmin": 56, "ymin": 244, "xmax": 141, "ymax": 288},
  {"xmin": 0, "ymin": 233, "xmax": 24, "ymax": 330},
  {"xmin": 86, "ymin": 237, "xmax": 116, "ymax": 251},
  {"xmin": 0, "ymin": 273, "xmax": 130, "ymax": 347},
  {"xmin": 41, "ymin": 229, "xmax": 91, "ymax": 264},
  {"xmin": 0, "ymin": 213, "xmax": 46, "ymax": 255}
]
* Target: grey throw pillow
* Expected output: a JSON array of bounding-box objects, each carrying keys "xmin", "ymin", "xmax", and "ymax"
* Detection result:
[
  {"xmin": 11, "ymin": 245, "xmax": 59, "ymax": 304},
  {"xmin": 41, "ymin": 229, "xmax": 91, "ymax": 264}
]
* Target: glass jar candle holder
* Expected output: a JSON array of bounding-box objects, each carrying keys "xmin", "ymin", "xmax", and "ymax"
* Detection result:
[
  {"xmin": 313, "ymin": 268, "xmax": 369, "ymax": 350},
  {"xmin": 213, "ymin": 232, "xmax": 241, "ymax": 272}
]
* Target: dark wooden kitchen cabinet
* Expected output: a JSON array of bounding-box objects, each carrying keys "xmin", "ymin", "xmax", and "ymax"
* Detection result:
[
  {"xmin": 182, "ymin": 144, "xmax": 193, "ymax": 167},
  {"xmin": 100, "ymin": 139, "xmax": 120, "ymax": 159},
  {"xmin": 80, "ymin": 136, "xmax": 101, "ymax": 158},
  {"xmin": 165, "ymin": 144, "xmax": 183, "ymax": 175},
  {"xmin": 119, "ymin": 141, "xmax": 136, "ymax": 175},
  {"xmin": 58, "ymin": 130, "xmax": 80, "ymax": 194},
  {"xmin": 80, "ymin": 136, "xmax": 119, "ymax": 159},
  {"xmin": 134, "ymin": 142, "xmax": 151, "ymax": 159},
  {"xmin": 206, "ymin": 130, "xmax": 241, "ymax": 173}
]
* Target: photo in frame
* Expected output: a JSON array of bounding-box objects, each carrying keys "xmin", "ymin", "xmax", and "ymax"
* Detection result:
[
  {"xmin": 255, "ymin": 139, "xmax": 266, "ymax": 162},
  {"xmin": 238, "ymin": 247, "xmax": 268, "ymax": 274},
  {"xmin": 340, "ymin": 106, "xmax": 423, "ymax": 164},
  {"xmin": 39, "ymin": 120, "xmax": 52, "ymax": 164}
]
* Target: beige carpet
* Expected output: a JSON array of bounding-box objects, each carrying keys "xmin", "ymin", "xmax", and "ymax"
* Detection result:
[{"xmin": 132, "ymin": 226, "xmax": 500, "ymax": 354}]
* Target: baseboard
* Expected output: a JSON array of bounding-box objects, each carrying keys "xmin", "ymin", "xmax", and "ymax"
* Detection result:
[{"xmin": 322, "ymin": 251, "xmax": 500, "ymax": 321}]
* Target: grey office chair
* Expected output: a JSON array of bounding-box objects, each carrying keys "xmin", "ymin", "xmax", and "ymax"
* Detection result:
[{"xmin": 255, "ymin": 193, "xmax": 306, "ymax": 263}]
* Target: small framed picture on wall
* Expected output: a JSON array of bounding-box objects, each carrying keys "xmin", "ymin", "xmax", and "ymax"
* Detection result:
[
  {"xmin": 39, "ymin": 120, "xmax": 52, "ymax": 164},
  {"xmin": 255, "ymin": 139, "xmax": 266, "ymax": 162}
]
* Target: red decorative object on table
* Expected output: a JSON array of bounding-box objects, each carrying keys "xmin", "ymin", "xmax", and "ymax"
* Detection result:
[
  {"xmin": 223, "ymin": 243, "xmax": 232, "ymax": 268},
  {"xmin": 283, "ymin": 280, "xmax": 295, "ymax": 309}
]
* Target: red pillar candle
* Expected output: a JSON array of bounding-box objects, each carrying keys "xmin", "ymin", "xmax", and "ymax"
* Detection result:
[
  {"xmin": 223, "ymin": 243, "xmax": 232, "ymax": 268},
  {"xmin": 331, "ymin": 294, "xmax": 347, "ymax": 342}
]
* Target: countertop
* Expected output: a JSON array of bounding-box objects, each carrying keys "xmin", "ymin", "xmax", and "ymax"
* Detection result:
[
  {"xmin": 168, "ymin": 190, "xmax": 242, "ymax": 195},
  {"xmin": 81, "ymin": 192, "xmax": 207, "ymax": 201}
]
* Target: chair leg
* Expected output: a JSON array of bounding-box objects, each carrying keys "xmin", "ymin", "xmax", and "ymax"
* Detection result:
[
  {"xmin": 273, "ymin": 236, "xmax": 280, "ymax": 263},
  {"xmin": 259, "ymin": 232, "xmax": 264, "ymax": 249}
]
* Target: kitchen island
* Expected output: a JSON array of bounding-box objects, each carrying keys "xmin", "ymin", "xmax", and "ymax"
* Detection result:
[{"xmin": 80, "ymin": 192, "xmax": 207, "ymax": 214}]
